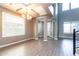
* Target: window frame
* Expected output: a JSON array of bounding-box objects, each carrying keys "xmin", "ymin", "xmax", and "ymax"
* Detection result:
[{"xmin": 2, "ymin": 12, "xmax": 25, "ymax": 37}]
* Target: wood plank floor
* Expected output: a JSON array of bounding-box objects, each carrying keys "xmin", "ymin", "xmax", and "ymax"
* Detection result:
[{"xmin": 0, "ymin": 38, "xmax": 73, "ymax": 56}]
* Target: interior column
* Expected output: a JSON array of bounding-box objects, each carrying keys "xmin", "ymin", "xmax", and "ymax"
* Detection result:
[
  {"xmin": 51, "ymin": 20, "xmax": 53, "ymax": 38},
  {"xmin": 35, "ymin": 19, "xmax": 38, "ymax": 40},
  {"xmin": 44, "ymin": 17, "xmax": 48, "ymax": 41}
]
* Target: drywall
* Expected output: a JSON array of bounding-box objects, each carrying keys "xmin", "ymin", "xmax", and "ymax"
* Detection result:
[{"xmin": 0, "ymin": 6, "xmax": 34, "ymax": 46}]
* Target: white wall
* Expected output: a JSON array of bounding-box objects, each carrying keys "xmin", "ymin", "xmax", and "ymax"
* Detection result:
[{"xmin": 0, "ymin": 7, "xmax": 34, "ymax": 46}]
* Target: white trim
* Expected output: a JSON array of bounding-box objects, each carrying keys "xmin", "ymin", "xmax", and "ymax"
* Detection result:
[
  {"xmin": 59, "ymin": 36, "xmax": 73, "ymax": 39},
  {"xmin": 48, "ymin": 36, "xmax": 58, "ymax": 40},
  {"xmin": 54, "ymin": 37, "xmax": 58, "ymax": 40},
  {"xmin": 44, "ymin": 39, "xmax": 47, "ymax": 41},
  {"xmin": 0, "ymin": 37, "xmax": 35, "ymax": 48},
  {"xmin": 35, "ymin": 37, "xmax": 38, "ymax": 40},
  {"xmin": 48, "ymin": 36, "xmax": 53, "ymax": 39}
]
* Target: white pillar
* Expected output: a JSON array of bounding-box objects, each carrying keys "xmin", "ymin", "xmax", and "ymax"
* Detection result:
[
  {"xmin": 51, "ymin": 21, "xmax": 53, "ymax": 38},
  {"xmin": 44, "ymin": 17, "xmax": 48, "ymax": 41},
  {"xmin": 54, "ymin": 21, "xmax": 58, "ymax": 40},
  {"xmin": 35, "ymin": 19, "xmax": 38, "ymax": 40}
]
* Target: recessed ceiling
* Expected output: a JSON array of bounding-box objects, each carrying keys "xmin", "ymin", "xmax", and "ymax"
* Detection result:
[{"xmin": 0, "ymin": 3, "xmax": 53, "ymax": 18}]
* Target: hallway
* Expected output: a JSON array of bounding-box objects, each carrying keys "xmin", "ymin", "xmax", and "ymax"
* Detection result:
[{"xmin": 0, "ymin": 38, "xmax": 73, "ymax": 56}]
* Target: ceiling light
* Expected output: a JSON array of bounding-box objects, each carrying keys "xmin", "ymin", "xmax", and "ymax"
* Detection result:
[
  {"xmin": 21, "ymin": 14, "xmax": 26, "ymax": 19},
  {"xmin": 27, "ymin": 14, "xmax": 32, "ymax": 20}
]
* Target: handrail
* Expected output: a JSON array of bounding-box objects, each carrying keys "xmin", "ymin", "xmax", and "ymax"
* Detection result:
[
  {"xmin": 73, "ymin": 29, "xmax": 79, "ymax": 55},
  {"xmin": 73, "ymin": 29, "xmax": 76, "ymax": 55}
]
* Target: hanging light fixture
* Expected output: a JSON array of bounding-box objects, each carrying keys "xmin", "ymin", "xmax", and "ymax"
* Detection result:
[
  {"xmin": 21, "ymin": 14, "xmax": 26, "ymax": 19},
  {"xmin": 21, "ymin": 13, "xmax": 32, "ymax": 20},
  {"xmin": 27, "ymin": 14, "xmax": 32, "ymax": 20},
  {"xmin": 21, "ymin": 7, "xmax": 32, "ymax": 20}
]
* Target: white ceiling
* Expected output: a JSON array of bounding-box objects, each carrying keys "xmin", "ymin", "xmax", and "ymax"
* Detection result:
[{"xmin": 0, "ymin": 3, "xmax": 53, "ymax": 18}]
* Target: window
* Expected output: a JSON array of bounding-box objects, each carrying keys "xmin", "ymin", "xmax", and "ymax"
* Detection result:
[
  {"xmin": 48, "ymin": 5, "xmax": 54, "ymax": 15},
  {"xmin": 2, "ymin": 12, "xmax": 25, "ymax": 37},
  {"xmin": 64, "ymin": 21, "xmax": 79, "ymax": 33},
  {"xmin": 71, "ymin": 3, "xmax": 79, "ymax": 9},
  {"xmin": 64, "ymin": 22, "xmax": 71, "ymax": 33},
  {"xmin": 62, "ymin": 3, "xmax": 69, "ymax": 11},
  {"xmin": 71, "ymin": 22, "xmax": 79, "ymax": 31},
  {"xmin": 38, "ymin": 22, "xmax": 43, "ymax": 35},
  {"xmin": 47, "ymin": 22, "xmax": 51, "ymax": 36},
  {"xmin": 56, "ymin": 3, "xmax": 58, "ymax": 15}
]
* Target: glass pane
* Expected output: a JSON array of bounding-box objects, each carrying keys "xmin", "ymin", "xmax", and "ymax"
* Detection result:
[
  {"xmin": 62, "ymin": 3, "xmax": 69, "ymax": 11},
  {"xmin": 48, "ymin": 5, "xmax": 54, "ymax": 15},
  {"xmin": 38, "ymin": 21, "xmax": 44, "ymax": 37},
  {"xmin": 71, "ymin": 3, "xmax": 79, "ymax": 9},
  {"xmin": 64, "ymin": 22, "xmax": 71, "ymax": 33},
  {"xmin": 47, "ymin": 22, "xmax": 51, "ymax": 36},
  {"xmin": 2, "ymin": 12, "xmax": 25, "ymax": 37},
  {"xmin": 71, "ymin": 22, "xmax": 79, "ymax": 32}
]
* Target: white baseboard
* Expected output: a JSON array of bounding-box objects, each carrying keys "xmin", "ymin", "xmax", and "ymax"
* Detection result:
[
  {"xmin": 34, "ymin": 38, "xmax": 38, "ymax": 40},
  {"xmin": 43, "ymin": 39, "xmax": 47, "ymax": 41},
  {"xmin": 59, "ymin": 36, "xmax": 73, "ymax": 39},
  {"xmin": 54, "ymin": 37, "xmax": 58, "ymax": 40},
  {"xmin": 0, "ymin": 37, "xmax": 35, "ymax": 48},
  {"xmin": 48, "ymin": 36, "xmax": 53, "ymax": 39}
]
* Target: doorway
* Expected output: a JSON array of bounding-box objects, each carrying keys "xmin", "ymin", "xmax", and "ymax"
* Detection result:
[
  {"xmin": 47, "ymin": 20, "xmax": 54, "ymax": 39},
  {"xmin": 37, "ymin": 20, "xmax": 44, "ymax": 38},
  {"xmin": 36, "ymin": 17, "xmax": 55, "ymax": 40}
]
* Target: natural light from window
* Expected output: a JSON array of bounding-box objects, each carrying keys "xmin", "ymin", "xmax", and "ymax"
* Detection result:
[
  {"xmin": 2, "ymin": 12, "xmax": 25, "ymax": 37},
  {"xmin": 71, "ymin": 3, "xmax": 79, "ymax": 9},
  {"xmin": 64, "ymin": 22, "xmax": 79, "ymax": 34},
  {"xmin": 62, "ymin": 3, "xmax": 69, "ymax": 11},
  {"xmin": 48, "ymin": 5, "xmax": 54, "ymax": 15},
  {"xmin": 64, "ymin": 22, "xmax": 71, "ymax": 33}
]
